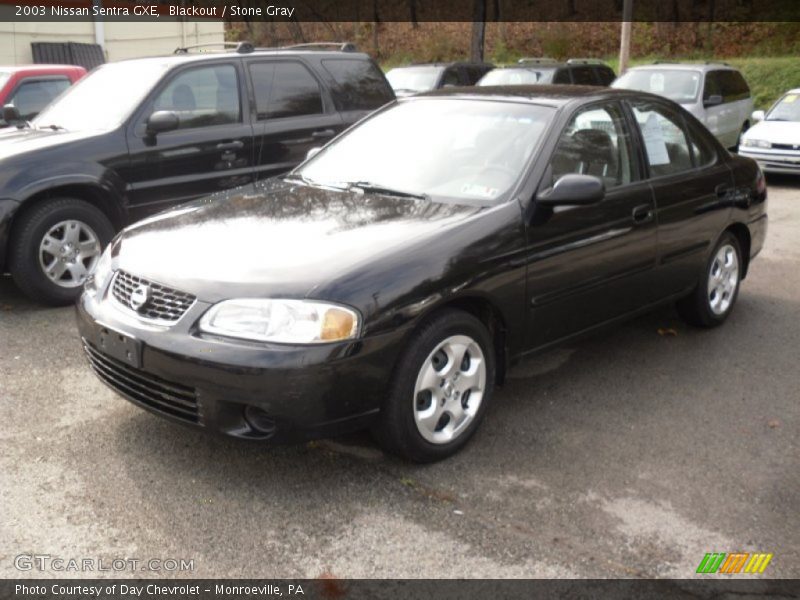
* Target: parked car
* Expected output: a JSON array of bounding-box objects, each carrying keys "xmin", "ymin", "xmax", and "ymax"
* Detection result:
[
  {"xmin": 0, "ymin": 42, "xmax": 394, "ymax": 305},
  {"xmin": 0, "ymin": 64, "xmax": 86, "ymax": 126},
  {"xmin": 77, "ymin": 86, "xmax": 767, "ymax": 462},
  {"xmin": 739, "ymin": 88, "xmax": 800, "ymax": 174},
  {"xmin": 612, "ymin": 62, "xmax": 754, "ymax": 150},
  {"xmin": 478, "ymin": 58, "xmax": 615, "ymax": 87},
  {"xmin": 385, "ymin": 62, "xmax": 494, "ymax": 97}
]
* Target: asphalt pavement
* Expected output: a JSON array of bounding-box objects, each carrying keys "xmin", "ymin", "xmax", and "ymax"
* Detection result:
[{"xmin": 1, "ymin": 177, "xmax": 798, "ymax": 579}]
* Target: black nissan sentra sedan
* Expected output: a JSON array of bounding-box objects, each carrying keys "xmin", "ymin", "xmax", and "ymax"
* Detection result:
[{"xmin": 77, "ymin": 86, "xmax": 767, "ymax": 462}]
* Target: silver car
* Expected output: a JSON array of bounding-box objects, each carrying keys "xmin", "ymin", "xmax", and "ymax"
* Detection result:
[{"xmin": 613, "ymin": 63, "xmax": 754, "ymax": 150}]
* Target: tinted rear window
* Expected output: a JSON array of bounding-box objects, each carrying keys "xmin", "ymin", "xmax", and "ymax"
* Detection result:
[
  {"xmin": 322, "ymin": 58, "xmax": 394, "ymax": 111},
  {"xmin": 249, "ymin": 61, "xmax": 323, "ymax": 120}
]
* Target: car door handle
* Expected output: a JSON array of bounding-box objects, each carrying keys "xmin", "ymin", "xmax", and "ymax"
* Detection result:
[
  {"xmin": 632, "ymin": 204, "xmax": 654, "ymax": 225},
  {"xmin": 311, "ymin": 129, "xmax": 335, "ymax": 139},
  {"xmin": 216, "ymin": 141, "xmax": 244, "ymax": 151}
]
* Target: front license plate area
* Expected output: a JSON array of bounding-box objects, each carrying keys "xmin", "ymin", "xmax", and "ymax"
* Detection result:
[{"xmin": 96, "ymin": 325, "xmax": 142, "ymax": 369}]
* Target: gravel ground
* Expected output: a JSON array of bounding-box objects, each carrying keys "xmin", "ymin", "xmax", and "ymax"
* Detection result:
[{"xmin": 1, "ymin": 178, "xmax": 797, "ymax": 579}]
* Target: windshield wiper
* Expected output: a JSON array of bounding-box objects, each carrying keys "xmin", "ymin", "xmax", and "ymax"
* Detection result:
[
  {"xmin": 345, "ymin": 181, "xmax": 429, "ymax": 200},
  {"xmin": 37, "ymin": 124, "xmax": 65, "ymax": 131}
]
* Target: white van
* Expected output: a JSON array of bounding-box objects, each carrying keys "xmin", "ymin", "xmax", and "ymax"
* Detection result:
[{"xmin": 613, "ymin": 63, "xmax": 754, "ymax": 150}]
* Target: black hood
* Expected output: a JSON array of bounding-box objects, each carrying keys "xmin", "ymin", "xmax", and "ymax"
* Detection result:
[{"xmin": 114, "ymin": 179, "xmax": 483, "ymax": 302}]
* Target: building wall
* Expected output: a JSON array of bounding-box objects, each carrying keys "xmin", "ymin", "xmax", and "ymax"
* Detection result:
[{"xmin": 0, "ymin": 20, "xmax": 224, "ymax": 66}]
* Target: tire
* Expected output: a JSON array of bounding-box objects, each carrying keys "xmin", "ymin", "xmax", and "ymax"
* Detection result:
[
  {"xmin": 9, "ymin": 197, "xmax": 114, "ymax": 306},
  {"xmin": 676, "ymin": 232, "xmax": 742, "ymax": 328},
  {"xmin": 374, "ymin": 309, "xmax": 495, "ymax": 462}
]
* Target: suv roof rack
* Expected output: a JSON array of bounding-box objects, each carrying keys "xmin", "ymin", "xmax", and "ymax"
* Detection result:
[
  {"xmin": 566, "ymin": 58, "xmax": 606, "ymax": 65},
  {"xmin": 517, "ymin": 57, "xmax": 558, "ymax": 65},
  {"xmin": 174, "ymin": 41, "xmax": 255, "ymax": 55},
  {"xmin": 279, "ymin": 42, "xmax": 357, "ymax": 52}
]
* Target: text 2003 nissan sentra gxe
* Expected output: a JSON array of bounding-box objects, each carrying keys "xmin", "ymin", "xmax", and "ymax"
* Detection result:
[{"xmin": 77, "ymin": 86, "xmax": 767, "ymax": 462}]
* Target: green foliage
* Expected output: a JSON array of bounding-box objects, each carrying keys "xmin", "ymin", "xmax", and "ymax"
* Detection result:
[{"xmin": 491, "ymin": 39, "xmax": 520, "ymax": 65}]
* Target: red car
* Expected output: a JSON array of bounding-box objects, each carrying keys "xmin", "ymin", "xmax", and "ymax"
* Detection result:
[{"xmin": 0, "ymin": 64, "xmax": 86, "ymax": 125}]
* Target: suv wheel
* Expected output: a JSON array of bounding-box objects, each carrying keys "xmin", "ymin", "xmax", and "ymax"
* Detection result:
[
  {"xmin": 9, "ymin": 197, "xmax": 114, "ymax": 305},
  {"xmin": 676, "ymin": 232, "xmax": 742, "ymax": 328},
  {"xmin": 374, "ymin": 309, "xmax": 495, "ymax": 462}
]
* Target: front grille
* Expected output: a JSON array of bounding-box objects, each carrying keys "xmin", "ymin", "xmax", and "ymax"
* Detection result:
[
  {"xmin": 111, "ymin": 270, "xmax": 195, "ymax": 322},
  {"xmin": 84, "ymin": 341, "xmax": 201, "ymax": 424},
  {"xmin": 771, "ymin": 143, "xmax": 800, "ymax": 151}
]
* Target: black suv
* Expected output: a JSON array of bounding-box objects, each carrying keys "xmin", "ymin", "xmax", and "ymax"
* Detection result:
[
  {"xmin": 0, "ymin": 42, "xmax": 395, "ymax": 304},
  {"xmin": 385, "ymin": 62, "xmax": 494, "ymax": 97},
  {"xmin": 478, "ymin": 58, "xmax": 615, "ymax": 87}
]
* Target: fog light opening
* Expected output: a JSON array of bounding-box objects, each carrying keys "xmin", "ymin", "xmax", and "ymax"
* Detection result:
[{"xmin": 244, "ymin": 405, "xmax": 278, "ymax": 436}]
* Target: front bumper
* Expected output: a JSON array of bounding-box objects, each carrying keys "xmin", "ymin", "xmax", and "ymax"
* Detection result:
[
  {"xmin": 76, "ymin": 289, "xmax": 410, "ymax": 442},
  {"xmin": 739, "ymin": 148, "xmax": 800, "ymax": 174},
  {"xmin": 0, "ymin": 198, "xmax": 21, "ymax": 271}
]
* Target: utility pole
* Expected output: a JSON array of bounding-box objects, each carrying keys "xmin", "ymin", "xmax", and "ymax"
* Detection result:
[
  {"xmin": 471, "ymin": 0, "xmax": 486, "ymax": 62},
  {"xmin": 618, "ymin": 0, "xmax": 633, "ymax": 75}
]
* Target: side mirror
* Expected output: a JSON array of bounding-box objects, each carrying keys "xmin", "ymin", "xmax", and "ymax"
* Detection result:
[
  {"xmin": 306, "ymin": 147, "xmax": 322, "ymax": 161},
  {"xmin": 2, "ymin": 104, "xmax": 21, "ymax": 124},
  {"xmin": 146, "ymin": 110, "xmax": 179, "ymax": 135},
  {"xmin": 536, "ymin": 174, "xmax": 605, "ymax": 207},
  {"xmin": 751, "ymin": 110, "xmax": 765, "ymax": 122},
  {"xmin": 703, "ymin": 94, "xmax": 723, "ymax": 108}
]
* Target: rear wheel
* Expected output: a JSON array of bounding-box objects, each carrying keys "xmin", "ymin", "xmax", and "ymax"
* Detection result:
[
  {"xmin": 676, "ymin": 232, "xmax": 742, "ymax": 327},
  {"xmin": 374, "ymin": 309, "xmax": 495, "ymax": 462},
  {"xmin": 9, "ymin": 197, "xmax": 114, "ymax": 305}
]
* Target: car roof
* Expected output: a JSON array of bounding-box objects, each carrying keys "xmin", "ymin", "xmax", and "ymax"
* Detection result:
[
  {"xmin": 418, "ymin": 84, "xmax": 643, "ymax": 107},
  {"xmin": 627, "ymin": 62, "xmax": 737, "ymax": 73},
  {"xmin": 389, "ymin": 62, "xmax": 492, "ymax": 69},
  {"xmin": 110, "ymin": 49, "xmax": 375, "ymax": 70},
  {"xmin": 0, "ymin": 64, "xmax": 85, "ymax": 73}
]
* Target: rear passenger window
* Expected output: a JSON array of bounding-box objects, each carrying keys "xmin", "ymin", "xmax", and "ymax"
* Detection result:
[
  {"xmin": 718, "ymin": 70, "xmax": 750, "ymax": 102},
  {"xmin": 153, "ymin": 65, "xmax": 240, "ymax": 130},
  {"xmin": 685, "ymin": 120, "xmax": 718, "ymax": 167},
  {"xmin": 249, "ymin": 61, "xmax": 323, "ymax": 120},
  {"xmin": 630, "ymin": 100, "xmax": 693, "ymax": 177},
  {"xmin": 571, "ymin": 67, "xmax": 597, "ymax": 86},
  {"xmin": 595, "ymin": 67, "xmax": 616, "ymax": 86},
  {"xmin": 553, "ymin": 69, "xmax": 572, "ymax": 84},
  {"xmin": 322, "ymin": 58, "xmax": 393, "ymax": 111}
]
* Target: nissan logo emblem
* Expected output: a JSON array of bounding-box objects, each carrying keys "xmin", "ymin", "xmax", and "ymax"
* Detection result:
[{"xmin": 130, "ymin": 284, "xmax": 151, "ymax": 312}]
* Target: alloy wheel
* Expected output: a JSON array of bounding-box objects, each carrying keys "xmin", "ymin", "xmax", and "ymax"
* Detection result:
[
  {"xmin": 413, "ymin": 334, "xmax": 487, "ymax": 444},
  {"xmin": 38, "ymin": 219, "xmax": 102, "ymax": 288},
  {"xmin": 707, "ymin": 243, "xmax": 739, "ymax": 316}
]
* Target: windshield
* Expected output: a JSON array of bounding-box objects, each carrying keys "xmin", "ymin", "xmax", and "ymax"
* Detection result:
[
  {"xmin": 767, "ymin": 92, "xmax": 800, "ymax": 121},
  {"xmin": 32, "ymin": 61, "xmax": 171, "ymax": 131},
  {"xmin": 296, "ymin": 98, "xmax": 553, "ymax": 203},
  {"xmin": 385, "ymin": 66, "xmax": 443, "ymax": 93},
  {"xmin": 478, "ymin": 68, "xmax": 553, "ymax": 86},
  {"xmin": 613, "ymin": 69, "xmax": 701, "ymax": 103}
]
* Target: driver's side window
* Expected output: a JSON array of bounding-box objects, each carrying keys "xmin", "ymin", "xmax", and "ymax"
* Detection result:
[
  {"xmin": 548, "ymin": 103, "xmax": 637, "ymax": 190},
  {"xmin": 152, "ymin": 64, "xmax": 241, "ymax": 131}
]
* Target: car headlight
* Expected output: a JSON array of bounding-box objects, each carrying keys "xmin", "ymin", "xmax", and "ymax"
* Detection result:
[
  {"xmin": 741, "ymin": 138, "xmax": 770, "ymax": 149},
  {"xmin": 84, "ymin": 245, "xmax": 114, "ymax": 295},
  {"xmin": 198, "ymin": 299, "xmax": 360, "ymax": 344}
]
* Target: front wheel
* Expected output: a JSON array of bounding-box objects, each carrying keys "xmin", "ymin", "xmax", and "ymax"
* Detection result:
[
  {"xmin": 9, "ymin": 197, "xmax": 114, "ymax": 305},
  {"xmin": 676, "ymin": 232, "xmax": 742, "ymax": 327},
  {"xmin": 374, "ymin": 309, "xmax": 495, "ymax": 462}
]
